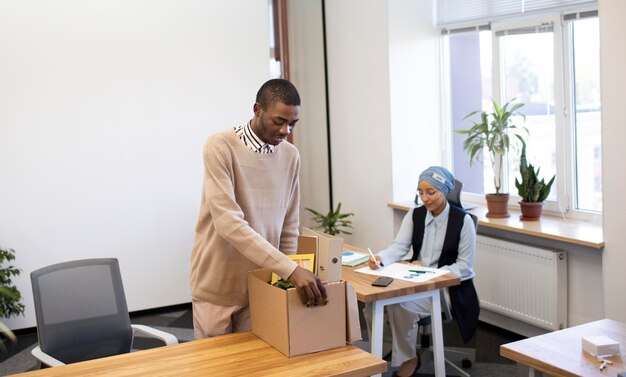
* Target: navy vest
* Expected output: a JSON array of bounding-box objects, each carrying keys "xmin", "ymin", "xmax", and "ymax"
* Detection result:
[{"xmin": 411, "ymin": 204, "xmax": 480, "ymax": 344}]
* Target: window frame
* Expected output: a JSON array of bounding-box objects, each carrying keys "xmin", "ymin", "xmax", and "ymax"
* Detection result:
[{"xmin": 442, "ymin": 10, "xmax": 601, "ymax": 222}]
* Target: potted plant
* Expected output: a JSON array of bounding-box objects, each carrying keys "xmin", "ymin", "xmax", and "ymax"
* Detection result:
[
  {"xmin": 0, "ymin": 247, "xmax": 25, "ymax": 352},
  {"xmin": 304, "ymin": 202, "xmax": 354, "ymax": 236},
  {"xmin": 457, "ymin": 98, "xmax": 527, "ymax": 218},
  {"xmin": 515, "ymin": 143, "xmax": 555, "ymax": 221}
]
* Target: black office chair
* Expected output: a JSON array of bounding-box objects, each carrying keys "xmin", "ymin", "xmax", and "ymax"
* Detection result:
[
  {"xmin": 30, "ymin": 258, "xmax": 178, "ymax": 367},
  {"xmin": 417, "ymin": 179, "xmax": 478, "ymax": 376}
]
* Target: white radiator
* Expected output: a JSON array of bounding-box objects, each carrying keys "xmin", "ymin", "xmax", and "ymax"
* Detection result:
[{"xmin": 474, "ymin": 235, "xmax": 567, "ymax": 331}]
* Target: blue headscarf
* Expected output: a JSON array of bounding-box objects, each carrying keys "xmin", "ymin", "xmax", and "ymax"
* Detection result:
[{"xmin": 419, "ymin": 166, "xmax": 454, "ymax": 195}]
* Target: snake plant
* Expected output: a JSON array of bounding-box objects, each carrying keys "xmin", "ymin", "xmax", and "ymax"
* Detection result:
[{"xmin": 515, "ymin": 143, "xmax": 555, "ymax": 202}]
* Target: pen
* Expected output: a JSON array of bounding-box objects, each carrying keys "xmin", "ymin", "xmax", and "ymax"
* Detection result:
[
  {"xmin": 367, "ymin": 248, "xmax": 381, "ymax": 267},
  {"xmin": 409, "ymin": 269, "xmax": 434, "ymax": 274}
]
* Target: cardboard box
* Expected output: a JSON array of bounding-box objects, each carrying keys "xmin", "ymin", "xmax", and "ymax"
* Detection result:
[
  {"xmin": 302, "ymin": 227, "xmax": 343, "ymax": 282},
  {"xmin": 248, "ymin": 269, "xmax": 361, "ymax": 357}
]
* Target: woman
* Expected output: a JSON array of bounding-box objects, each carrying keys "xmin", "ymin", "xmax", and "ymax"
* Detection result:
[{"xmin": 365, "ymin": 166, "xmax": 479, "ymax": 377}]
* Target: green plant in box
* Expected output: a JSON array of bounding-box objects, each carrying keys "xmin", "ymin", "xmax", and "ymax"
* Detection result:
[{"xmin": 272, "ymin": 279, "xmax": 295, "ymax": 290}]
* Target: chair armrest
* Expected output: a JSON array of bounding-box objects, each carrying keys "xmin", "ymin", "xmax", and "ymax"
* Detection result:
[
  {"xmin": 31, "ymin": 345, "xmax": 65, "ymax": 367},
  {"xmin": 131, "ymin": 324, "xmax": 178, "ymax": 346}
]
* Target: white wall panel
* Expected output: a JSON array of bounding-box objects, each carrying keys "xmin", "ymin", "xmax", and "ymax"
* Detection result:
[{"xmin": 0, "ymin": 0, "xmax": 270, "ymax": 330}]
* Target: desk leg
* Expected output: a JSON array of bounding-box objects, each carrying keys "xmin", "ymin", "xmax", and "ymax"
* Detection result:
[
  {"xmin": 430, "ymin": 290, "xmax": 445, "ymax": 377},
  {"xmin": 370, "ymin": 301, "xmax": 384, "ymax": 377}
]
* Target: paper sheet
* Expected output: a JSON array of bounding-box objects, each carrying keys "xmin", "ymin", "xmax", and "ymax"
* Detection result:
[{"xmin": 355, "ymin": 263, "xmax": 449, "ymax": 283}]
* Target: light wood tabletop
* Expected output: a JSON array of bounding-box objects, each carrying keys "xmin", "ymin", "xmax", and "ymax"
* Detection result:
[
  {"xmin": 341, "ymin": 244, "xmax": 460, "ymax": 377},
  {"xmin": 500, "ymin": 318, "xmax": 626, "ymax": 377},
  {"xmin": 10, "ymin": 332, "xmax": 387, "ymax": 377},
  {"xmin": 341, "ymin": 261, "xmax": 461, "ymax": 303},
  {"xmin": 342, "ymin": 243, "xmax": 461, "ymax": 302},
  {"xmin": 388, "ymin": 201, "xmax": 604, "ymax": 249}
]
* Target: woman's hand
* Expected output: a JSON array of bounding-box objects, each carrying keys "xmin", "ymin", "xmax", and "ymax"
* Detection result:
[{"xmin": 367, "ymin": 255, "xmax": 382, "ymax": 270}]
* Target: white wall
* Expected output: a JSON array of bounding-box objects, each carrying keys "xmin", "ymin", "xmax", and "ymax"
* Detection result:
[
  {"xmin": 321, "ymin": 0, "xmax": 419, "ymax": 250},
  {"xmin": 0, "ymin": 0, "xmax": 271, "ymax": 330},
  {"xmin": 599, "ymin": 0, "xmax": 626, "ymax": 322},
  {"xmin": 289, "ymin": 1, "xmax": 446, "ymax": 249},
  {"xmin": 320, "ymin": 0, "xmax": 441, "ymax": 249},
  {"xmin": 388, "ymin": 0, "xmax": 441, "ymax": 202}
]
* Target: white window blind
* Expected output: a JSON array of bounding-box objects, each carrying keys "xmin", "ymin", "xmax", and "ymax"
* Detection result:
[
  {"xmin": 494, "ymin": 22, "xmax": 554, "ymax": 36},
  {"xmin": 438, "ymin": 0, "xmax": 596, "ymax": 27}
]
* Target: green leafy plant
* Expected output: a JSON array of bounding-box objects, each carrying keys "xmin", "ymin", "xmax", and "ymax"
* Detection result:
[
  {"xmin": 305, "ymin": 202, "xmax": 354, "ymax": 236},
  {"xmin": 272, "ymin": 279, "xmax": 295, "ymax": 290},
  {"xmin": 0, "ymin": 247, "xmax": 25, "ymax": 351},
  {"xmin": 515, "ymin": 143, "xmax": 555, "ymax": 202},
  {"xmin": 457, "ymin": 98, "xmax": 528, "ymax": 195}
]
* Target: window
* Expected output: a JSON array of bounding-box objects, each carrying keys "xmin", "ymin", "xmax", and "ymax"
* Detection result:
[
  {"xmin": 571, "ymin": 17, "xmax": 602, "ymax": 212},
  {"xmin": 449, "ymin": 29, "xmax": 492, "ymax": 195},
  {"xmin": 446, "ymin": 10, "xmax": 601, "ymax": 217},
  {"xmin": 496, "ymin": 19, "xmax": 558, "ymax": 204}
]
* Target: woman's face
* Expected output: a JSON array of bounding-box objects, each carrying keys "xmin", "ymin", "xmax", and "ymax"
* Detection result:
[{"xmin": 417, "ymin": 180, "xmax": 447, "ymax": 217}]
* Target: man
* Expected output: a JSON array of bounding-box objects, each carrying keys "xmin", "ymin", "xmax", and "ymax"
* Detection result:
[{"xmin": 190, "ymin": 79, "xmax": 327, "ymax": 339}]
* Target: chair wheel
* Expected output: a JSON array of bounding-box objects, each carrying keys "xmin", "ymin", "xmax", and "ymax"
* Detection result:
[{"xmin": 461, "ymin": 358, "xmax": 472, "ymax": 369}]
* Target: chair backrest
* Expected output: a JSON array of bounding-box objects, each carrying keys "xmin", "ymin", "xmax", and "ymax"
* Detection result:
[
  {"xmin": 446, "ymin": 179, "xmax": 464, "ymax": 208},
  {"xmin": 31, "ymin": 258, "xmax": 133, "ymax": 364},
  {"xmin": 447, "ymin": 179, "xmax": 478, "ymax": 231}
]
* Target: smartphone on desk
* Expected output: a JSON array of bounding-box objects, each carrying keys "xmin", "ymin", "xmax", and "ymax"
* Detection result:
[{"xmin": 371, "ymin": 276, "xmax": 394, "ymax": 287}]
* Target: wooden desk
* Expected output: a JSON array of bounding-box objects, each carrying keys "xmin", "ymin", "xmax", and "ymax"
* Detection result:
[
  {"xmin": 500, "ymin": 319, "xmax": 626, "ymax": 377},
  {"xmin": 388, "ymin": 201, "xmax": 604, "ymax": 249},
  {"xmin": 10, "ymin": 332, "xmax": 386, "ymax": 377},
  {"xmin": 342, "ymin": 245, "xmax": 461, "ymax": 377}
]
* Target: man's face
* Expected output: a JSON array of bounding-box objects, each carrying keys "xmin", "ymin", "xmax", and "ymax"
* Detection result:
[{"xmin": 252, "ymin": 101, "xmax": 300, "ymax": 145}]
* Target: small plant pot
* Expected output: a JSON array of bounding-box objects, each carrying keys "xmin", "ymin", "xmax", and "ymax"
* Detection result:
[
  {"xmin": 519, "ymin": 201, "xmax": 543, "ymax": 221},
  {"xmin": 485, "ymin": 194, "xmax": 510, "ymax": 218}
]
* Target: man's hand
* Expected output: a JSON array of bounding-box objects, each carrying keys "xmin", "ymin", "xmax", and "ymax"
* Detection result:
[{"xmin": 288, "ymin": 266, "xmax": 328, "ymax": 307}]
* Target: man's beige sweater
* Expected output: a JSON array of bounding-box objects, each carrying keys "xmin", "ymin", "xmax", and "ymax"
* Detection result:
[{"xmin": 190, "ymin": 128, "xmax": 299, "ymax": 306}]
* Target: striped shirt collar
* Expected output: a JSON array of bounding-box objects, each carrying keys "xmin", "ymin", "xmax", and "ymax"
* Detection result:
[{"xmin": 234, "ymin": 122, "xmax": 274, "ymax": 154}]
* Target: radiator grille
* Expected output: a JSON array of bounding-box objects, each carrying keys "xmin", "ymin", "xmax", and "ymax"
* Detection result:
[{"xmin": 474, "ymin": 235, "xmax": 567, "ymax": 331}]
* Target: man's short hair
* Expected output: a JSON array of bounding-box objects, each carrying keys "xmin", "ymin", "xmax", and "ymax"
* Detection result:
[{"xmin": 256, "ymin": 79, "xmax": 301, "ymax": 109}]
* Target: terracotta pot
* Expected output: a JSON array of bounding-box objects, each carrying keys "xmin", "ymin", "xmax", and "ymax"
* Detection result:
[
  {"xmin": 519, "ymin": 201, "xmax": 543, "ymax": 221},
  {"xmin": 485, "ymin": 193, "xmax": 510, "ymax": 218}
]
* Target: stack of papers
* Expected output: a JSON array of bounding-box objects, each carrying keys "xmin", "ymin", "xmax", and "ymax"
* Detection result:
[
  {"xmin": 341, "ymin": 250, "xmax": 370, "ymax": 267},
  {"xmin": 355, "ymin": 263, "xmax": 448, "ymax": 283}
]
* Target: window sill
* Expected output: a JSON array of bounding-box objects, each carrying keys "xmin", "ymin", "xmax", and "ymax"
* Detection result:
[{"xmin": 387, "ymin": 201, "xmax": 604, "ymax": 249}]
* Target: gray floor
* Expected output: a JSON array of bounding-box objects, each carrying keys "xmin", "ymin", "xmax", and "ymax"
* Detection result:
[{"xmin": 0, "ymin": 303, "xmax": 531, "ymax": 376}]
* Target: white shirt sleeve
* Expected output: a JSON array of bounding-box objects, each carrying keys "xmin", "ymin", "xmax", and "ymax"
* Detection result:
[
  {"xmin": 376, "ymin": 207, "xmax": 476, "ymax": 281},
  {"xmin": 377, "ymin": 208, "xmax": 415, "ymax": 267}
]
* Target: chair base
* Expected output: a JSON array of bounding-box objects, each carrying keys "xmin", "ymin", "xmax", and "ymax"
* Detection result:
[{"xmin": 416, "ymin": 346, "xmax": 474, "ymax": 377}]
